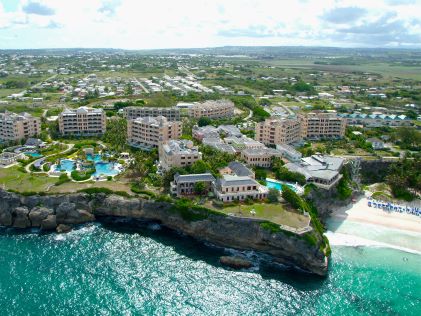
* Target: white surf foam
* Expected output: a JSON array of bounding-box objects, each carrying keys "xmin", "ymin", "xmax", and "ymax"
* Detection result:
[{"xmin": 325, "ymin": 231, "xmax": 421, "ymax": 255}]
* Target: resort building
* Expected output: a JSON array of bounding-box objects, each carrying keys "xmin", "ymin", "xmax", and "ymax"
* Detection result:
[
  {"xmin": 214, "ymin": 175, "xmax": 269, "ymax": 202},
  {"xmin": 171, "ymin": 173, "xmax": 216, "ymax": 197},
  {"xmin": 0, "ymin": 112, "xmax": 41, "ymax": 143},
  {"xmin": 224, "ymin": 136, "xmax": 265, "ymax": 152},
  {"xmin": 189, "ymin": 100, "xmax": 235, "ymax": 119},
  {"xmin": 192, "ymin": 125, "xmax": 219, "ymax": 140},
  {"xmin": 255, "ymin": 118, "xmax": 301, "ymax": 145},
  {"xmin": 159, "ymin": 140, "xmax": 202, "ymax": 170},
  {"xmin": 123, "ymin": 106, "xmax": 180, "ymax": 121},
  {"xmin": 217, "ymin": 125, "xmax": 243, "ymax": 137},
  {"xmin": 127, "ymin": 116, "xmax": 182, "ymax": 150},
  {"xmin": 0, "ymin": 152, "xmax": 25, "ymax": 167},
  {"xmin": 276, "ymin": 144, "xmax": 302, "ymax": 162},
  {"xmin": 219, "ymin": 161, "xmax": 255, "ymax": 179},
  {"xmin": 299, "ymin": 112, "xmax": 346, "ymax": 139},
  {"xmin": 59, "ymin": 107, "xmax": 106, "ymax": 136},
  {"xmin": 338, "ymin": 113, "xmax": 412, "ymax": 127},
  {"xmin": 284, "ymin": 155, "xmax": 344, "ymax": 190},
  {"xmin": 241, "ymin": 147, "xmax": 283, "ymax": 168}
]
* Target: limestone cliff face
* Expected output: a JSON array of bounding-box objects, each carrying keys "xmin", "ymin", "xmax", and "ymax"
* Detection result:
[
  {"xmin": 0, "ymin": 190, "xmax": 328, "ymax": 276},
  {"xmin": 306, "ymin": 187, "xmax": 363, "ymax": 221}
]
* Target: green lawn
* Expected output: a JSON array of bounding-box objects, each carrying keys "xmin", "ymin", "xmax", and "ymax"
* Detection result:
[
  {"xmin": 48, "ymin": 180, "xmax": 132, "ymax": 194},
  {"xmin": 220, "ymin": 203, "xmax": 309, "ymax": 229},
  {"xmin": 0, "ymin": 166, "xmax": 58, "ymax": 192}
]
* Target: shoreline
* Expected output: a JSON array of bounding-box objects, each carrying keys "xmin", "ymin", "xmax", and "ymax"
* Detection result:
[
  {"xmin": 328, "ymin": 194, "xmax": 421, "ymax": 254},
  {"xmin": 330, "ymin": 195, "xmax": 421, "ymax": 234}
]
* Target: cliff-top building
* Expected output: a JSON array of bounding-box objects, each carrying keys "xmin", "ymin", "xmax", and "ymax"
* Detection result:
[
  {"xmin": 0, "ymin": 111, "xmax": 41, "ymax": 143},
  {"xmin": 59, "ymin": 107, "xmax": 106, "ymax": 136}
]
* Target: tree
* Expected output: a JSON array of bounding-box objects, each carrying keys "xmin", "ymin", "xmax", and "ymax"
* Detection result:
[
  {"xmin": 191, "ymin": 160, "xmax": 212, "ymax": 174},
  {"xmin": 274, "ymin": 166, "xmax": 306, "ymax": 185},
  {"xmin": 268, "ymin": 188, "xmax": 280, "ymax": 203},
  {"xmin": 281, "ymin": 186, "xmax": 302, "ymax": 211},
  {"xmin": 125, "ymin": 84, "xmax": 134, "ymax": 96},
  {"xmin": 194, "ymin": 181, "xmax": 207, "ymax": 195},
  {"xmin": 198, "ymin": 116, "xmax": 212, "ymax": 127},
  {"xmin": 102, "ymin": 118, "xmax": 127, "ymax": 151},
  {"xmin": 254, "ymin": 168, "xmax": 267, "ymax": 180},
  {"xmin": 395, "ymin": 127, "xmax": 421, "ymax": 149}
]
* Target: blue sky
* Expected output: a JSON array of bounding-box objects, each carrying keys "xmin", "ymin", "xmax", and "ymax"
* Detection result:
[{"xmin": 0, "ymin": 0, "xmax": 421, "ymax": 49}]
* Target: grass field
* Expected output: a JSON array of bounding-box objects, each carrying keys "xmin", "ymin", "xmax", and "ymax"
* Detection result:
[
  {"xmin": 220, "ymin": 203, "xmax": 309, "ymax": 228},
  {"xmin": 0, "ymin": 166, "xmax": 58, "ymax": 192},
  {"xmin": 259, "ymin": 59, "xmax": 421, "ymax": 80},
  {"xmin": 48, "ymin": 180, "xmax": 132, "ymax": 194}
]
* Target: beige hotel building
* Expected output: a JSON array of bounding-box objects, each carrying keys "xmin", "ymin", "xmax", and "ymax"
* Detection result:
[
  {"xmin": 189, "ymin": 100, "xmax": 235, "ymax": 119},
  {"xmin": 159, "ymin": 140, "xmax": 202, "ymax": 170},
  {"xmin": 255, "ymin": 118, "xmax": 301, "ymax": 145},
  {"xmin": 0, "ymin": 111, "xmax": 41, "ymax": 143},
  {"xmin": 59, "ymin": 107, "xmax": 107, "ymax": 136},
  {"xmin": 300, "ymin": 112, "xmax": 346, "ymax": 139},
  {"xmin": 127, "ymin": 116, "xmax": 182, "ymax": 150},
  {"xmin": 123, "ymin": 106, "xmax": 180, "ymax": 121}
]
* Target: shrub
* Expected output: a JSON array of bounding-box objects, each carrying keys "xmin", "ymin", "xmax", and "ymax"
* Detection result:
[
  {"xmin": 130, "ymin": 184, "xmax": 156, "ymax": 198},
  {"xmin": 78, "ymin": 188, "xmax": 131, "ymax": 198},
  {"xmin": 260, "ymin": 221, "xmax": 281, "ymax": 234},
  {"xmin": 268, "ymin": 188, "xmax": 280, "ymax": 203},
  {"xmin": 275, "ymin": 167, "xmax": 306, "ymax": 185},
  {"xmin": 337, "ymin": 178, "xmax": 352, "ymax": 200},
  {"xmin": 71, "ymin": 169, "xmax": 95, "ymax": 181},
  {"xmin": 55, "ymin": 173, "xmax": 70, "ymax": 186}
]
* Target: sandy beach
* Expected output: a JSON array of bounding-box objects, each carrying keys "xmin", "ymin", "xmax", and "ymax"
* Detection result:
[{"xmin": 331, "ymin": 194, "xmax": 421, "ymax": 234}]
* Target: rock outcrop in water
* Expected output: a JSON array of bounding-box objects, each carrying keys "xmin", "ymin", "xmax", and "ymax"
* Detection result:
[{"xmin": 0, "ymin": 190, "xmax": 328, "ymax": 276}]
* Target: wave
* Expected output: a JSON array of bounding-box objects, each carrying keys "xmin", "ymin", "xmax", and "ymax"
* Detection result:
[
  {"xmin": 325, "ymin": 231, "xmax": 421, "ymax": 256},
  {"xmin": 53, "ymin": 224, "xmax": 98, "ymax": 241}
]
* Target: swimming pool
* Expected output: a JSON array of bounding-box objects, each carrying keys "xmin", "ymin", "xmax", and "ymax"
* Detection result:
[
  {"xmin": 55, "ymin": 159, "xmax": 75, "ymax": 172},
  {"xmin": 265, "ymin": 179, "xmax": 298, "ymax": 192},
  {"xmin": 24, "ymin": 152, "xmax": 43, "ymax": 158},
  {"xmin": 86, "ymin": 154, "xmax": 102, "ymax": 163},
  {"xmin": 93, "ymin": 162, "xmax": 120, "ymax": 177}
]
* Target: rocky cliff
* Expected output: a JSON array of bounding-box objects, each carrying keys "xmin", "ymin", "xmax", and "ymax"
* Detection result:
[{"xmin": 0, "ymin": 190, "xmax": 328, "ymax": 276}]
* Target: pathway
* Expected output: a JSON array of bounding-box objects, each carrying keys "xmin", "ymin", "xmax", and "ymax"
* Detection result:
[{"xmin": 25, "ymin": 143, "xmax": 75, "ymax": 173}]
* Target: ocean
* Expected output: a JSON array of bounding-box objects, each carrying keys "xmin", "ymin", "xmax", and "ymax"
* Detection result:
[{"xmin": 0, "ymin": 221, "xmax": 420, "ymax": 315}]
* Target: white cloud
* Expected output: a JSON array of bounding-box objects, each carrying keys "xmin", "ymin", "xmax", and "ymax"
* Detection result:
[{"xmin": 0, "ymin": 0, "xmax": 420, "ymax": 49}]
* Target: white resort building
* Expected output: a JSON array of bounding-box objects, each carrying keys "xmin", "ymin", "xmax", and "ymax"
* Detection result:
[
  {"xmin": 214, "ymin": 175, "xmax": 269, "ymax": 202},
  {"xmin": 284, "ymin": 155, "xmax": 344, "ymax": 190}
]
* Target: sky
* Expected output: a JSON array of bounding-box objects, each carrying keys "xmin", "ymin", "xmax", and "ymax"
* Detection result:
[{"xmin": 0, "ymin": 0, "xmax": 421, "ymax": 50}]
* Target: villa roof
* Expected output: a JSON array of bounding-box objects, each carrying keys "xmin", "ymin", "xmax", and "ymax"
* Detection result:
[
  {"xmin": 174, "ymin": 173, "xmax": 215, "ymax": 183},
  {"xmin": 227, "ymin": 161, "xmax": 254, "ymax": 177},
  {"xmin": 217, "ymin": 175, "xmax": 258, "ymax": 187}
]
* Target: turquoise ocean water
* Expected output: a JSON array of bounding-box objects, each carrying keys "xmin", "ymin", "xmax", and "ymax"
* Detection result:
[{"xmin": 0, "ymin": 222, "xmax": 420, "ymax": 315}]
